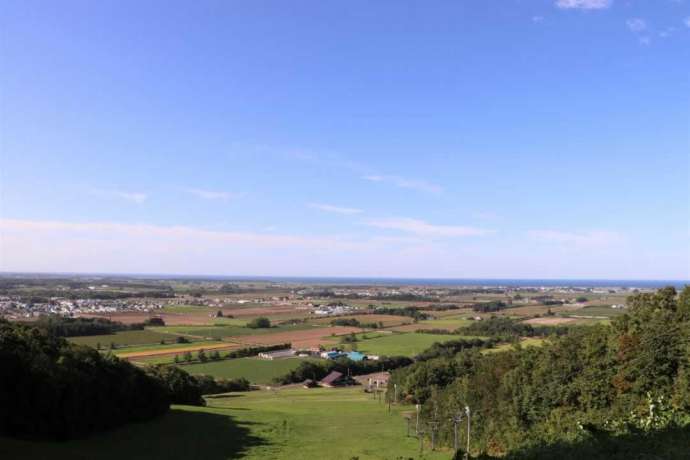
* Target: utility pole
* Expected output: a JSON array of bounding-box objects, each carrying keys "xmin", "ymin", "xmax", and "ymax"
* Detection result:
[
  {"xmin": 430, "ymin": 421, "xmax": 438, "ymax": 451},
  {"xmin": 415, "ymin": 404, "xmax": 420, "ymax": 435},
  {"xmin": 465, "ymin": 405, "xmax": 471, "ymax": 460},
  {"xmin": 452, "ymin": 413, "xmax": 463, "ymax": 452}
]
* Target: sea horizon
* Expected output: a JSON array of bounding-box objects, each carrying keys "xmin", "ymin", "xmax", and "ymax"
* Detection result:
[{"xmin": 1, "ymin": 271, "xmax": 687, "ymax": 289}]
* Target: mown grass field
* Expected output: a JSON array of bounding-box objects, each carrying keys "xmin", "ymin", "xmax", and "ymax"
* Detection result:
[
  {"xmin": 354, "ymin": 332, "xmax": 464, "ymax": 357},
  {"xmin": 417, "ymin": 317, "xmax": 472, "ymax": 329},
  {"xmin": 68, "ymin": 329, "xmax": 179, "ymax": 348},
  {"xmin": 180, "ymin": 357, "xmax": 317, "ymax": 384},
  {"xmin": 0, "ymin": 387, "xmax": 448, "ymax": 460}
]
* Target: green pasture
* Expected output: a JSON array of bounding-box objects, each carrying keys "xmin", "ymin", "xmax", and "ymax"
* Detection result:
[
  {"xmin": 353, "ymin": 332, "xmax": 464, "ymax": 357},
  {"xmin": 180, "ymin": 357, "xmax": 317, "ymax": 384},
  {"xmin": 68, "ymin": 329, "xmax": 181, "ymax": 348}
]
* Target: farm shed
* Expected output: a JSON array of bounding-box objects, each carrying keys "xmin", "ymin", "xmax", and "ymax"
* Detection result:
[
  {"xmin": 258, "ymin": 349, "xmax": 295, "ymax": 360},
  {"xmin": 319, "ymin": 371, "xmax": 346, "ymax": 388}
]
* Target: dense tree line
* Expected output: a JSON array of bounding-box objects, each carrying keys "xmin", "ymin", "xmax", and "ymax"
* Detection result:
[
  {"xmin": 0, "ymin": 319, "xmax": 169, "ymax": 439},
  {"xmin": 25, "ymin": 315, "xmax": 143, "ymax": 337},
  {"xmin": 458, "ymin": 317, "xmax": 572, "ymax": 340},
  {"xmin": 0, "ymin": 319, "xmax": 254, "ymax": 440},
  {"xmin": 415, "ymin": 337, "xmax": 498, "ymax": 361},
  {"xmin": 145, "ymin": 366, "xmax": 251, "ymax": 405},
  {"xmin": 246, "ymin": 317, "xmax": 271, "ymax": 328},
  {"xmin": 471, "ymin": 300, "xmax": 507, "ymax": 313},
  {"xmin": 273, "ymin": 355, "xmax": 413, "ymax": 385},
  {"xmin": 25, "ymin": 315, "xmax": 167, "ymax": 337},
  {"xmin": 389, "ymin": 287, "xmax": 690, "ymax": 458},
  {"xmin": 330, "ymin": 318, "xmax": 380, "ymax": 328},
  {"xmin": 374, "ymin": 306, "xmax": 431, "ymax": 320}
]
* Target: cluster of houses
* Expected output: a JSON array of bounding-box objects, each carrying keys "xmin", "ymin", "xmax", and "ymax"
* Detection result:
[{"xmin": 311, "ymin": 304, "xmax": 357, "ymax": 316}]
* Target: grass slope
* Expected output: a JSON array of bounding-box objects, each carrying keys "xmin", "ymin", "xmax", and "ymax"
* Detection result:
[{"xmin": 1, "ymin": 388, "xmax": 448, "ymax": 460}]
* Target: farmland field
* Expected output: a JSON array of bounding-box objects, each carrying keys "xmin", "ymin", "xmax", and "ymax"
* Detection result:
[
  {"xmin": 152, "ymin": 323, "xmax": 319, "ymax": 340},
  {"xmin": 180, "ymin": 357, "xmax": 317, "ymax": 384},
  {"xmin": 233, "ymin": 326, "xmax": 362, "ymax": 349},
  {"xmin": 113, "ymin": 341, "xmax": 239, "ymax": 361},
  {"xmin": 310, "ymin": 313, "xmax": 413, "ymax": 327},
  {"xmin": 68, "ymin": 329, "xmax": 179, "ymax": 348},
  {"xmin": 561, "ymin": 305, "xmax": 627, "ymax": 318},
  {"xmin": 354, "ymin": 332, "xmax": 464, "ymax": 357}
]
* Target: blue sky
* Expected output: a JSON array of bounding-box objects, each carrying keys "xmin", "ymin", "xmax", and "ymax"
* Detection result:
[{"xmin": 1, "ymin": 0, "xmax": 688, "ymax": 279}]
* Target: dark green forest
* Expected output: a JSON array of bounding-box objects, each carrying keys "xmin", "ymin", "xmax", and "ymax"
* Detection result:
[
  {"xmin": 0, "ymin": 319, "xmax": 246, "ymax": 440},
  {"xmin": 389, "ymin": 286, "xmax": 690, "ymax": 459}
]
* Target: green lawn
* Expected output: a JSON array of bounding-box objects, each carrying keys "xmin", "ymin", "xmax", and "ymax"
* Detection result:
[
  {"xmin": 0, "ymin": 387, "xmax": 448, "ymax": 459},
  {"xmin": 180, "ymin": 357, "xmax": 317, "ymax": 384},
  {"xmin": 417, "ymin": 317, "xmax": 472, "ymax": 329},
  {"xmin": 68, "ymin": 329, "xmax": 180, "ymax": 348},
  {"xmin": 160, "ymin": 305, "xmax": 215, "ymax": 314},
  {"xmin": 354, "ymin": 332, "xmax": 463, "ymax": 357}
]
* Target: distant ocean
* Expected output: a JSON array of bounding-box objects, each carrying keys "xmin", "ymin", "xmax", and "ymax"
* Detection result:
[
  {"xmin": 157, "ymin": 276, "xmax": 689, "ymax": 289},
  {"xmin": 2, "ymin": 272, "xmax": 687, "ymax": 289}
]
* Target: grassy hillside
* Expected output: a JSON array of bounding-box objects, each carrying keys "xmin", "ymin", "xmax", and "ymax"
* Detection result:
[{"xmin": 0, "ymin": 388, "xmax": 449, "ymax": 460}]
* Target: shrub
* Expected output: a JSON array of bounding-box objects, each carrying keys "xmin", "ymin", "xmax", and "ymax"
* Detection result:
[{"xmin": 247, "ymin": 317, "xmax": 271, "ymax": 329}]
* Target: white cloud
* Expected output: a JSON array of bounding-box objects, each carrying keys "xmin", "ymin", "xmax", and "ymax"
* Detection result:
[
  {"xmin": 308, "ymin": 203, "xmax": 363, "ymax": 215},
  {"xmin": 366, "ymin": 218, "xmax": 493, "ymax": 237},
  {"xmin": 555, "ymin": 0, "xmax": 612, "ymax": 10},
  {"xmin": 685, "ymin": 17, "xmax": 690, "ymax": 28},
  {"xmin": 528, "ymin": 229, "xmax": 623, "ymax": 247},
  {"xmin": 0, "ymin": 218, "xmax": 430, "ymax": 276},
  {"xmin": 626, "ymin": 18, "xmax": 647, "ymax": 33},
  {"xmin": 185, "ymin": 188, "xmax": 242, "ymax": 201},
  {"xmin": 90, "ymin": 189, "xmax": 147, "ymax": 204},
  {"xmin": 362, "ymin": 175, "xmax": 443, "ymax": 194},
  {"xmin": 532, "ymin": 15, "xmax": 545, "ymax": 22}
]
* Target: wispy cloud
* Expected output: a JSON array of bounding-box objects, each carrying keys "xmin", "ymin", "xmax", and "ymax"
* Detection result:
[
  {"xmin": 528, "ymin": 229, "xmax": 623, "ymax": 247},
  {"xmin": 90, "ymin": 189, "xmax": 147, "ymax": 204},
  {"xmin": 362, "ymin": 175, "xmax": 443, "ymax": 194},
  {"xmin": 685, "ymin": 17, "xmax": 690, "ymax": 28},
  {"xmin": 555, "ymin": 0, "xmax": 612, "ymax": 10},
  {"xmin": 308, "ymin": 203, "xmax": 363, "ymax": 215},
  {"xmin": 185, "ymin": 188, "xmax": 242, "ymax": 201},
  {"xmin": 626, "ymin": 18, "xmax": 647, "ymax": 32},
  {"xmin": 366, "ymin": 218, "xmax": 493, "ymax": 237}
]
